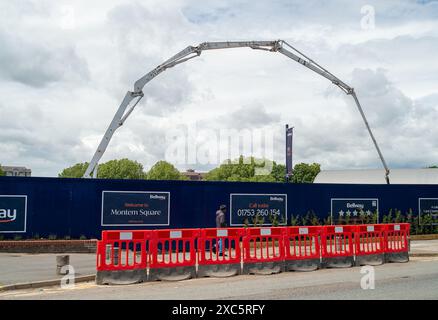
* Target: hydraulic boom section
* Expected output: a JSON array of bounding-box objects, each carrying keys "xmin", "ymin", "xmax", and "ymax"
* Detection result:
[{"xmin": 83, "ymin": 40, "xmax": 390, "ymax": 184}]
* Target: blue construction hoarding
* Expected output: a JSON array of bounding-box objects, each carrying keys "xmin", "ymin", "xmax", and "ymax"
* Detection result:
[{"xmin": 0, "ymin": 176, "xmax": 437, "ymax": 238}]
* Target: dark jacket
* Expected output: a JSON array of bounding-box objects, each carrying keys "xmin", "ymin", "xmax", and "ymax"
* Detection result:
[{"xmin": 216, "ymin": 210, "xmax": 226, "ymax": 228}]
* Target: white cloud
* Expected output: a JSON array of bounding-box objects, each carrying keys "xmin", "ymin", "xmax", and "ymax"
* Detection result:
[
  {"xmin": 0, "ymin": 30, "xmax": 89, "ymax": 87},
  {"xmin": 0, "ymin": 0, "xmax": 437, "ymax": 176}
]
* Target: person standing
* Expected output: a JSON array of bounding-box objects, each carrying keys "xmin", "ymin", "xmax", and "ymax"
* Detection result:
[{"xmin": 215, "ymin": 205, "xmax": 227, "ymax": 256}]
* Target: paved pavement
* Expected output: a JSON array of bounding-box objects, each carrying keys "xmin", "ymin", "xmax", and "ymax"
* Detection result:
[
  {"xmin": 0, "ymin": 256, "xmax": 437, "ymax": 300},
  {"xmin": 0, "ymin": 239, "xmax": 436, "ymax": 292},
  {"xmin": 410, "ymin": 239, "xmax": 438, "ymax": 255},
  {"xmin": 0, "ymin": 253, "xmax": 95, "ymax": 286}
]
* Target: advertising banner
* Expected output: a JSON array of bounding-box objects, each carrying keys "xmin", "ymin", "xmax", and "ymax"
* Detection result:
[
  {"xmin": 0, "ymin": 195, "xmax": 27, "ymax": 233},
  {"xmin": 101, "ymin": 191, "xmax": 170, "ymax": 226},
  {"xmin": 230, "ymin": 193, "xmax": 287, "ymax": 226},
  {"xmin": 419, "ymin": 198, "xmax": 438, "ymax": 225},
  {"xmin": 331, "ymin": 198, "xmax": 379, "ymax": 224}
]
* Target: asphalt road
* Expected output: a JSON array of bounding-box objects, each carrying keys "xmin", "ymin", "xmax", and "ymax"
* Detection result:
[
  {"xmin": 1, "ymin": 256, "xmax": 437, "ymax": 300},
  {"xmin": 1, "ymin": 240, "xmax": 436, "ymax": 287}
]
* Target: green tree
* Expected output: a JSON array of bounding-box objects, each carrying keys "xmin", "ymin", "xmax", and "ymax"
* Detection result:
[
  {"xmin": 205, "ymin": 156, "xmax": 285, "ymax": 182},
  {"xmin": 145, "ymin": 161, "xmax": 186, "ymax": 180},
  {"xmin": 289, "ymin": 214, "xmax": 299, "ymax": 226},
  {"xmin": 271, "ymin": 163, "xmax": 286, "ymax": 182},
  {"xmin": 307, "ymin": 210, "xmax": 321, "ymax": 225},
  {"xmin": 205, "ymin": 156, "xmax": 253, "ymax": 182},
  {"xmin": 249, "ymin": 174, "xmax": 277, "ymax": 183},
  {"xmin": 268, "ymin": 213, "xmax": 280, "ymax": 227},
  {"xmin": 394, "ymin": 209, "xmax": 404, "ymax": 223},
  {"xmin": 405, "ymin": 209, "xmax": 416, "ymax": 234},
  {"xmin": 291, "ymin": 163, "xmax": 321, "ymax": 183},
  {"xmin": 58, "ymin": 162, "xmax": 90, "ymax": 178},
  {"xmin": 251, "ymin": 213, "xmax": 264, "ymax": 227},
  {"xmin": 0, "ymin": 165, "xmax": 4, "ymax": 176},
  {"xmin": 428, "ymin": 165, "xmax": 438, "ymax": 168},
  {"xmin": 98, "ymin": 159, "xmax": 145, "ymax": 179}
]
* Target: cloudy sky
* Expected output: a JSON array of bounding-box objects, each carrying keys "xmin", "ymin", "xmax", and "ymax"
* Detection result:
[{"xmin": 0, "ymin": 0, "xmax": 437, "ymax": 177}]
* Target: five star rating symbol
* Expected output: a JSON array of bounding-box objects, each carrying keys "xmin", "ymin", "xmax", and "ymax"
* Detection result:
[
  {"xmin": 338, "ymin": 209, "xmax": 373, "ymax": 217},
  {"xmin": 334, "ymin": 200, "xmax": 378, "ymax": 220}
]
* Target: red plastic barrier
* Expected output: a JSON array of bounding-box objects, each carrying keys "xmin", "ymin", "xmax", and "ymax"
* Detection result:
[
  {"xmin": 198, "ymin": 228, "xmax": 244, "ymax": 266},
  {"xmin": 149, "ymin": 229, "xmax": 199, "ymax": 269},
  {"xmin": 243, "ymin": 227, "xmax": 285, "ymax": 263},
  {"xmin": 96, "ymin": 223, "xmax": 410, "ymax": 280},
  {"xmin": 355, "ymin": 224, "xmax": 386, "ymax": 256},
  {"xmin": 284, "ymin": 226, "xmax": 321, "ymax": 261},
  {"xmin": 321, "ymin": 225, "xmax": 355, "ymax": 258},
  {"xmin": 96, "ymin": 230, "xmax": 150, "ymax": 271},
  {"xmin": 385, "ymin": 223, "xmax": 410, "ymax": 253}
]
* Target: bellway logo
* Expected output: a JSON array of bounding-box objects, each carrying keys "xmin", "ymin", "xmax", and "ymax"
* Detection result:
[
  {"xmin": 0, "ymin": 195, "xmax": 27, "ymax": 233},
  {"xmin": 0, "ymin": 208, "xmax": 17, "ymax": 223},
  {"xmin": 270, "ymin": 196, "xmax": 284, "ymax": 202},
  {"xmin": 150, "ymin": 194, "xmax": 166, "ymax": 200}
]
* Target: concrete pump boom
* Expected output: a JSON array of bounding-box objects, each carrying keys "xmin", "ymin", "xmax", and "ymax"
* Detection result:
[{"xmin": 83, "ymin": 40, "xmax": 390, "ymax": 184}]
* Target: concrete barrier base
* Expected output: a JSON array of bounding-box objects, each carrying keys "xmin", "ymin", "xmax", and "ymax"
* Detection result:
[
  {"xmin": 355, "ymin": 254, "xmax": 385, "ymax": 266},
  {"xmin": 242, "ymin": 261, "xmax": 284, "ymax": 275},
  {"xmin": 96, "ymin": 269, "xmax": 146, "ymax": 285},
  {"xmin": 285, "ymin": 259, "xmax": 320, "ymax": 272},
  {"xmin": 385, "ymin": 252, "xmax": 409, "ymax": 263},
  {"xmin": 321, "ymin": 256, "xmax": 354, "ymax": 268},
  {"xmin": 148, "ymin": 266, "xmax": 196, "ymax": 281},
  {"xmin": 197, "ymin": 263, "xmax": 241, "ymax": 278}
]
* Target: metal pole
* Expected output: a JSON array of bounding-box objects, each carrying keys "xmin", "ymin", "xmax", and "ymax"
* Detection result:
[
  {"xmin": 290, "ymin": 127, "xmax": 294, "ymax": 182},
  {"xmin": 285, "ymin": 124, "xmax": 289, "ymax": 183},
  {"xmin": 285, "ymin": 125, "xmax": 295, "ymax": 183}
]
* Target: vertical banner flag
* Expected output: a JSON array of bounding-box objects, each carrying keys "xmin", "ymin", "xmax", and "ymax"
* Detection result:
[{"xmin": 286, "ymin": 125, "xmax": 294, "ymax": 178}]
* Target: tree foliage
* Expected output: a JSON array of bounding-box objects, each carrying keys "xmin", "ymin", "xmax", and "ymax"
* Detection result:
[
  {"xmin": 290, "ymin": 162, "xmax": 321, "ymax": 183},
  {"xmin": 58, "ymin": 157, "xmax": 321, "ymax": 183},
  {"xmin": 145, "ymin": 161, "xmax": 187, "ymax": 180},
  {"xmin": 271, "ymin": 163, "xmax": 286, "ymax": 182},
  {"xmin": 0, "ymin": 165, "xmax": 4, "ymax": 176},
  {"xmin": 58, "ymin": 162, "xmax": 89, "ymax": 178},
  {"xmin": 98, "ymin": 158, "xmax": 145, "ymax": 179},
  {"xmin": 59, "ymin": 159, "xmax": 188, "ymax": 180},
  {"xmin": 59, "ymin": 159, "xmax": 145, "ymax": 179},
  {"xmin": 204, "ymin": 156, "xmax": 321, "ymax": 183},
  {"xmin": 204, "ymin": 156, "xmax": 285, "ymax": 182}
]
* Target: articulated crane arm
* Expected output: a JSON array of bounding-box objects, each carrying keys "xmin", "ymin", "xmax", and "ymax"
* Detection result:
[{"xmin": 83, "ymin": 40, "xmax": 390, "ymax": 184}]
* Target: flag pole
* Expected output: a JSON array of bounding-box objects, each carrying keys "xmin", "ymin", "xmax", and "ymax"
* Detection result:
[
  {"xmin": 285, "ymin": 124, "xmax": 289, "ymax": 183},
  {"xmin": 285, "ymin": 124, "xmax": 294, "ymax": 183}
]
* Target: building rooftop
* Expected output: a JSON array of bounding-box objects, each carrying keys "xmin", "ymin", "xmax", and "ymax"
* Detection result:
[
  {"xmin": 1, "ymin": 166, "xmax": 31, "ymax": 171},
  {"xmin": 314, "ymin": 168, "xmax": 438, "ymax": 184},
  {"xmin": 181, "ymin": 169, "xmax": 207, "ymax": 181},
  {"xmin": 0, "ymin": 165, "xmax": 32, "ymax": 177}
]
